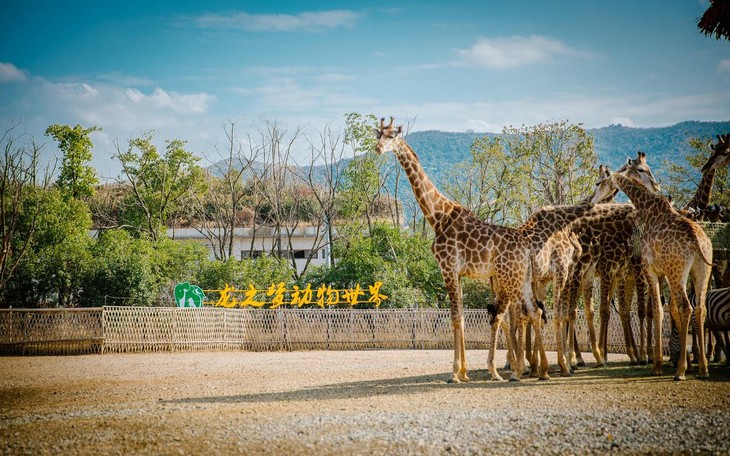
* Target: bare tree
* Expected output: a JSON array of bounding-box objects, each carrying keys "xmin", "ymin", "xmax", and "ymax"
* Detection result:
[
  {"xmin": 193, "ymin": 121, "xmax": 260, "ymax": 260},
  {"xmin": 247, "ymin": 119, "xmax": 307, "ymax": 275},
  {"xmin": 296, "ymin": 122, "xmax": 348, "ymax": 269},
  {"xmin": 0, "ymin": 125, "xmax": 53, "ymax": 292}
]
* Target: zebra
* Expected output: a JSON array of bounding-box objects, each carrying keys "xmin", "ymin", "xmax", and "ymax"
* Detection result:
[{"xmin": 669, "ymin": 287, "xmax": 730, "ymax": 367}]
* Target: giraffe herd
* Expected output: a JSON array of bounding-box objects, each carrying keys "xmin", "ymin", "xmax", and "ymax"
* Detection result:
[{"xmin": 373, "ymin": 117, "xmax": 730, "ymax": 382}]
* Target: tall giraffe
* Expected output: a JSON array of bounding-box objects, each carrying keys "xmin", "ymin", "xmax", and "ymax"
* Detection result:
[
  {"xmin": 373, "ymin": 117, "xmax": 547, "ymax": 382},
  {"xmin": 681, "ymin": 134, "xmax": 730, "ymax": 219},
  {"xmin": 590, "ymin": 167, "xmax": 713, "ymax": 380}
]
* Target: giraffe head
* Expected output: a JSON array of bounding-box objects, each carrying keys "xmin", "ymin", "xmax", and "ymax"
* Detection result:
[
  {"xmin": 589, "ymin": 152, "xmax": 660, "ymax": 203},
  {"xmin": 619, "ymin": 151, "xmax": 661, "ymax": 193},
  {"xmin": 373, "ymin": 117, "xmax": 403, "ymax": 155},
  {"xmin": 700, "ymin": 134, "xmax": 730, "ymax": 172}
]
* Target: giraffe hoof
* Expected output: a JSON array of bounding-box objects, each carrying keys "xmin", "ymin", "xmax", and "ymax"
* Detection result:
[
  {"xmin": 508, "ymin": 376, "xmax": 521, "ymax": 382},
  {"xmin": 490, "ymin": 375, "xmax": 504, "ymax": 382},
  {"xmin": 673, "ymin": 375, "xmax": 686, "ymax": 381},
  {"xmin": 576, "ymin": 361, "xmax": 586, "ymax": 367},
  {"xmin": 446, "ymin": 377, "xmax": 461, "ymax": 384}
]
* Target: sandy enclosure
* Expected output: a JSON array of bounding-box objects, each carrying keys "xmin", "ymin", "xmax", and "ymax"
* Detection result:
[{"xmin": 1, "ymin": 349, "xmax": 730, "ymax": 455}]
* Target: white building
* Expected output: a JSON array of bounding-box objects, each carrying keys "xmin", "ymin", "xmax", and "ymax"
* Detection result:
[{"xmin": 168, "ymin": 226, "xmax": 331, "ymax": 275}]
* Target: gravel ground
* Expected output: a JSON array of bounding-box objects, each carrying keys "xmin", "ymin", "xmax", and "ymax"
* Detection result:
[{"xmin": 1, "ymin": 349, "xmax": 730, "ymax": 455}]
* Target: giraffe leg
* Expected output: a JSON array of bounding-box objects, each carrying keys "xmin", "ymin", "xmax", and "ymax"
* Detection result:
[
  {"xmin": 691, "ymin": 262, "xmax": 711, "ymax": 379},
  {"xmin": 668, "ymin": 283, "xmax": 692, "ymax": 381},
  {"xmin": 554, "ymin": 305, "xmax": 571, "ymax": 376},
  {"xmin": 646, "ymin": 271, "xmax": 664, "ymax": 376},
  {"xmin": 487, "ymin": 305, "xmax": 506, "ymax": 382},
  {"xmin": 531, "ymin": 306, "xmax": 550, "ymax": 381},
  {"xmin": 636, "ymin": 272, "xmax": 649, "ymax": 365},
  {"xmin": 617, "ymin": 275, "xmax": 639, "ymax": 365},
  {"xmin": 597, "ymin": 276, "xmax": 613, "ymax": 366},
  {"xmin": 582, "ymin": 270, "xmax": 604, "ymax": 366},
  {"xmin": 553, "ymin": 271, "xmax": 572, "ymax": 376},
  {"xmin": 508, "ymin": 306, "xmax": 527, "ymax": 382},
  {"xmin": 645, "ymin": 292, "xmax": 654, "ymax": 364},
  {"xmin": 444, "ymin": 274, "xmax": 469, "ymax": 383}
]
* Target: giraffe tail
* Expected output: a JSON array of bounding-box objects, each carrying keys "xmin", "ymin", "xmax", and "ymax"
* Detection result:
[{"xmin": 697, "ymin": 240, "xmax": 714, "ymax": 267}]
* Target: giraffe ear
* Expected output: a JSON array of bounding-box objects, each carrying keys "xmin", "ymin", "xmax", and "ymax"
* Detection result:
[
  {"xmin": 397, "ymin": 125, "xmax": 403, "ymax": 135},
  {"xmin": 372, "ymin": 127, "xmax": 381, "ymax": 138}
]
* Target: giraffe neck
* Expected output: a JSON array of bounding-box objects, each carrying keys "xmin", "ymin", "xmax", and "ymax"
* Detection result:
[
  {"xmin": 613, "ymin": 173, "xmax": 673, "ymax": 222},
  {"xmin": 682, "ymin": 168, "xmax": 715, "ymax": 212},
  {"xmin": 393, "ymin": 139, "xmax": 453, "ymax": 228}
]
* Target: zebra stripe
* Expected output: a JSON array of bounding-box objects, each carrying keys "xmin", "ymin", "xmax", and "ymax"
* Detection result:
[{"xmin": 669, "ymin": 287, "xmax": 730, "ymax": 366}]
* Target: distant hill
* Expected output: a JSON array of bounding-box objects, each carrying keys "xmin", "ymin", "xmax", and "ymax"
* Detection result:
[
  {"xmin": 209, "ymin": 120, "xmax": 730, "ymax": 209},
  {"xmin": 403, "ymin": 121, "xmax": 730, "ymax": 187}
]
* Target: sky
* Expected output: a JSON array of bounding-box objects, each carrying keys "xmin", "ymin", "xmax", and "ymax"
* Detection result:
[{"xmin": 1, "ymin": 1, "xmax": 729, "ymax": 179}]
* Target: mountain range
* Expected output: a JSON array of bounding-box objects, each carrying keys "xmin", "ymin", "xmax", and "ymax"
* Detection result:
[{"xmin": 405, "ymin": 121, "xmax": 730, "ymax": 186}]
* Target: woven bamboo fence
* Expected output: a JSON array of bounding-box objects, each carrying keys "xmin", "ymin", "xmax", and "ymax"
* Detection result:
[{"xmin": 0, "ymin": 306, "xmax": 671, "ymax": 356}]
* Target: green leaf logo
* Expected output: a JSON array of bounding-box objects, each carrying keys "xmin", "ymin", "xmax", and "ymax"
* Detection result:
[{"xmin": 174, "ymin": 282, "xmax": 205, "ymax": 308}]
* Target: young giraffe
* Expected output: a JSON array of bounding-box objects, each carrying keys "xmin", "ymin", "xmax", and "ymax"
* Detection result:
[
  {"xmin": 565, "ymin": 153, "xmax": 660, "ymax": 368},
  {"xmin": 681, "ymin": 134, "xmax": 730, "ymax": 219},
  {"xmin": 373, "ymin": 117, "xmax": 548, "ymax": 382},
  {"xmin": 591, "ymin": 166, "xmax": 713, "ymax": 380},
  {"xmin": 518, "ymin": 204, "xmax": 594, "ymax": 376}
]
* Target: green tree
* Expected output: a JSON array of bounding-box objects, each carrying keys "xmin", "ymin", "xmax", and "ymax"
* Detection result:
[
  {"xmin": 80, "ymin": 230, "xmax": 158, "ymax": 306},
  {"xmin": 338, "ymin": 114, "xmax": 385, "ymax": 232},
  {"xmin": 503, "ymin": 121, "xmax": 597, "ymax": 222},
  {"xmin": 1, "ymin": 187, "xmax": 92, "ymax": 307},
  {"xmin": 443, "ymin": 136, "xmax": 525, "ymax": 225},
  {"xmin": 0, "ymin": 126, "xmax": 53, "ymax": 301},
  {"xmin": 303, "ymin": 222, "xmax": 445, "ymax": 308},
  {"xmin": 45, "ymin": 124, "xmax": 100, "ymax": 200},
  {"xmin": 115, "ymin": 132, "xmax": 206, "ymax": 241}
]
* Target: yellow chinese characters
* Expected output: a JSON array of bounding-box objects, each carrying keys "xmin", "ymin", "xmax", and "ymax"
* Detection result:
[{"xmin": 206, "ymin": 281, "xmax": 388, "ymax": 308}]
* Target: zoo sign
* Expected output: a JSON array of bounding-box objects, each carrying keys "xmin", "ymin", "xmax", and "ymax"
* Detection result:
[
  {"xmin": 208, "ymin": 281, "xmax": 388, "ymax": 308},
  {"xmin": 174, "ymin": 282, "xmax": 205, "ymax": 308}
]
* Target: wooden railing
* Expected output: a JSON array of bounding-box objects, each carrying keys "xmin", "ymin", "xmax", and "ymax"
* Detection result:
[{"xmin": 0, "ymin": 306, "xmax": 670, "ymax": 356}]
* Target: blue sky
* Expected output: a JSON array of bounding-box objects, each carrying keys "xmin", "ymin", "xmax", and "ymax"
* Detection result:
[{"xmin": 1, "ymin": 1, "xmax": 728, "ymax": 178}]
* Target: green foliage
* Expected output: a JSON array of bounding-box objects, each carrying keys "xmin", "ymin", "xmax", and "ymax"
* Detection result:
[
  {"xmin": 79, "ymin": 230, "xmax": 158, "ymax": 306},
  {"xmin": 45, "ymin": 124, "xmax": 101, "ymax": 200},
  {"xmin": 443, "ymin": 136, "xmax": 524, "ymax": 225},
  {"xmin": 116, "ymin": 132, "xmax": 206, "ymax": 240},
  {"xmin": 502, "ymin": 121, "xmax": 597, "ymax": 220},
  {"xmin": 302, "ymin": 222, "xmax": 445, "ymax": 308},
  {"xmin": 197, "ymin": 255, "xmax": 294, "ymax": 306},
  {"xmin": 337, "ymin": 113, "xmax": 386, "ymax": 233},
  {"xmin": 0, "ymin": 187, "xmax": 92, "ymax": 307},
  {"xmin": 79, "ymin": 231, "xmax": 211, "ymax": 307}
]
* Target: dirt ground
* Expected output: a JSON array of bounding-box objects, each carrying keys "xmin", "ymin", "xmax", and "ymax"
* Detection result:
[{"xmin": 1, "ymin": 349, "xmax": 730, "ymax": 455}]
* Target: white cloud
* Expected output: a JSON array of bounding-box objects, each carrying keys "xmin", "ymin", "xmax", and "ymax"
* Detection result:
[
  {"xmin": 456, "ymin": 35, "xmax": 592, "ymax": 69},
  {"xmin": 125, "ymin": 87, "xmax": 216, "ymax": 114},
  {"xmin": 192, "ymin": 10, "xmax": 359, "ymax": 32},
  {"xmin": 373, "ymin": 90, "xmax": 730, "ymax": 134},
  {"xmin": 0, "ymin": 62, "xmax": 28, "ymax": 82},
  {"xmin": 719, "ymin": 59, "xmax": 730, "ymax": 74}
]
